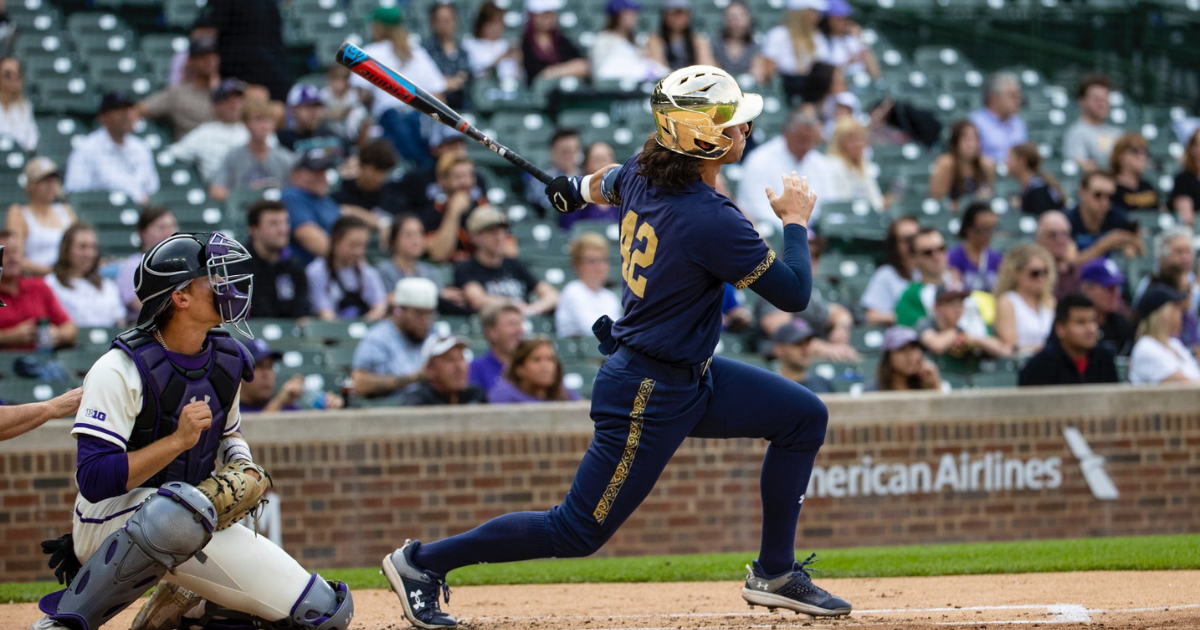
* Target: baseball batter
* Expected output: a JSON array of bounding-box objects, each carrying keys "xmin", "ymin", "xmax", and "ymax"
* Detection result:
[
  {"xmin": 29, "ymin": 233, "xmax": 353, "ymax": 630},
  {"xmin": 382, "ymin": 66, "xmax": 851, "ymax": 630}
]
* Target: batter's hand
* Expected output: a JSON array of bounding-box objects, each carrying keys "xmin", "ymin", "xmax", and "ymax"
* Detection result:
[
  {"xmin": 766, "ymin": 171, "xmax": 817, "ymax": 228},
  {"xmin": 547, "ymin": 176, "xmax": 584, "ymax": 214},
  {"xmin": 173, "ymin": 400, "xmax": 213, "ymax": 451}
]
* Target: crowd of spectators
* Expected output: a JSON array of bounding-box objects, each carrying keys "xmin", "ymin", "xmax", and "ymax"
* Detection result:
[{"xmin": 0, "ymin": 0, "xmax": 1195, "ymax": 409}]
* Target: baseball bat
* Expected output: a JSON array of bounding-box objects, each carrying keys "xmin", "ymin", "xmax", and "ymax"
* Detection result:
[{"xmin": 336, "ymin": 42, "xmax": 555, "ymax": 185}]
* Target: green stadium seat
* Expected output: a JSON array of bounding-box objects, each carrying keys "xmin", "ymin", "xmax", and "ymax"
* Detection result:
[
  {"xmin": 245, "ymin": 319, "xmax": 303, "ymax": 342},
  {"xmin": 304, "ymin": 319, "xmax": 371, "ymax": 343},
  {"xmin": 164, "ymin": 0, "xmax": 207, "ymax": 28}
]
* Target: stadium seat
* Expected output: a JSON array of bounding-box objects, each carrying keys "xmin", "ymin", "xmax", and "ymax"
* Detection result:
[{"xmin": 305, "ymin": 319, "xmax": 371, "ymax": 343}]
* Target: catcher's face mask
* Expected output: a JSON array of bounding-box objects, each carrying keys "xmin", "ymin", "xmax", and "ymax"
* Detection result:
[{"xmin": 206, "ymin": 232, "xmax": 254, "ymax": 338}]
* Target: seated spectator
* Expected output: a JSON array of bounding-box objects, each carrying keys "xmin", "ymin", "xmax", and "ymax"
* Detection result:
[
  {"xmin": 798, "ymin": 62, "xmax": 860, "ymax": 139},
  {"xmin": 1154, "ymin": 263, "xmax": 1200, "ymax": 351},
  {"xmin": 1132, "ymin": 227, "xmax": 1194, "ymax": 313},
  {"xmin": 1110, "ymin": 132, "xmax": 1160, "ymax": 213},
  {"xmin": 871, "ymin": 326, "xmax": 941, "ymax": 392},
  {"xmin": 916, "ymin": 284, "xmax": 1011, "ymax": 367},
  {"xmin": 455, "ymin": 207, "xmax": 559, "ymax": 314},
  {"xmin": 861, "ymin": 216, "xmax": 921, "ymax": 324},
  {"xmin": 424, "ymin": 2, "xmax": 472, "ymax": 111},
  {"xmin": 64, "ymin": 92, "xmax": 159, "ymax": 204},
  {"xmin": 947, "ymin": 201, "xmax": 1003, "ymax": 292},
  {"xmin": 521, "ymin": 0, "xmax": 590, "ymax": 86},
  {"xmin": 1078, "ymin": 258, "xmax": 1135, "ymax": 356},
  {"xmin": 334, "ymin": 139, "xmax": 404, "ymax": 216},
  {"xmin": 993, "ymin": 244, "xmax": 1056, "ymax": 355},
  {"xmin": 306, "ymin": 216, "xmax": 387, "ymax": 322},
  {"xmin": 397, "ymin": 332, "xmax": 488, "ymax": 405},
  {"xmin": 1036, "ymin": 210, "xmax": 1082, "ymax": 298},
  {"xmin": 1019, "ymin": 293, "xmax": 1118, "ymax": 386},
  {"xmin": 1168, "ymin": 128, "xmax": 1200, "ymax": 226},
  {"xmin": 928, "ymin": 120, "xmax": 994, "ymax": 212},
  {"xmin": 352, "ymin": 277, "xmax": 438, "ymax": 399},
  {"xmin": 279, "ymin": 84, "xmax": 345, "ymax": 156},
  {"xmin": 463, "ymin": 1, "xmax": 520, "ymax": 80},
  {"xmin": 968, "ymin": 72, "xmax": 1027, "ymax": 164},
  {"xmin": 240, "ymin": 339, "xmax": 343, "ymax": 412},
  {"xmin": 761, "ymin": 0, "xmax": 828, "ymax": 105},
  {"xmin": 321, "ymin": 65, "xmax": 369, "ymax": 145},
  {"xmin": 758, "ymin": 231, "xmax": 857, "ymax": 360},
  {"xmin": 163, "ymin": 79, "xmax": 248, "ymax": 182},
  {"xmin": 560, "ymin": 142, "xmax": 621, "ymax": 230},
  {"xmin": 1007, "ymin": 143, "xmax": 1065, "ymax": 215},
  {"xmin": 0, "ymin": 235, "xmax": 75, "ymax": 350},
  {"xmin": 826, "ymin": 118, "xmax": 885, "ymax": 212},
  {"xmin": 208, "ymin": 98, "xmax": 294, "ymax": 202},
  {"xmin": 1063, "ymin": 73, "xmax": 1121, "ymax": 173},
  {"xmin": 488, "ymin": 336, "xmax": 581, "ymax": 403},
  {"xmin": 1066, "ymin": 171, "xmax": 1143, "ymax": 263},
  {"xmin": 469, "ymin": 302, "xmax": 524, "ymax": 393},
  {"xmin": 6, "ymin": 158, "xmax": 76, "ymax": 277},
  {"xmin": 377, "ymin": 213, "xmax": 465, "ymax": 312},
  {"xmin": 235, "ymin": 200, "xmax": 310, "ymax": 318},
  {"xmin": 422, "ymin": 154, "xmax": 493, "ymax": 263},
  {"xmin": 557, "ymin": 232, "xmax": 621, "ymax": 338},
  {"xmin": 1129, "ymin": 284, "xmax": 1200, "ymax": 384},
  {"xmin": 139, "ymin": 39, "xmax": 219, "ymax": 140},
  {"xmin": 770, "ymin": 319, "xmax": 832, "ymax": 393},
  {"xmin": 710, "ymin": 1, "xmax": 768, "ymax": 85},
  {"xmin": 819, "ymin": 0, "xmax": 879, "ymax": 80},
  {"xmin": 895, "ymin": 227, "xmax": 957, "ymax": 327},
  {"xmin": 0, "ymin": 57, "xmax": 38, "ymax": 151},
  {"xmin": 738, "ymin": 109, "xmax": 833, "ymax": 226},
  {"xmin": 115, "ymin": 207, "xmax": 178, "ymax": 321},
  {"xmin": 282, "ymin": 148, "xmax": 384, "ymax": 265},
  {"xmin": 45, "ymin": 224, "xmax": 125, "ymax": 328},
  {"xmin": 526, "ymin": 128, "xmax": 581, "ymax": 217},
  {"xmin": 393, "ymin": 127, "xmax": 483, "ymax": 215},
  {"xmin": 647, "ymin": 0, "xmax": 716, "ymax": 71}
]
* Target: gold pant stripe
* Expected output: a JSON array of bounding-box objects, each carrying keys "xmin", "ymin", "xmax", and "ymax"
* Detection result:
[{"xmin": 593, "ymin": 377, "xmax": 656, "ymax": 524}]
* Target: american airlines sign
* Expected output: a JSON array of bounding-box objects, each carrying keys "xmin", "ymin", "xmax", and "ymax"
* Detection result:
[{"xmin": 807, "ymin": 427, "xmax": 1117, "ymax": 500}]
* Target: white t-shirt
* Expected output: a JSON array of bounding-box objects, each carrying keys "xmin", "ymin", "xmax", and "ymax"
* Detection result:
[
  {"xmin": 859, "ymin": 265, "xmax": 915, "ymax": 315},
  {"xmin": 588, "ymin": 32, "xmax": 669, "ymax": 82},
  {"xmin": 1129, "ymin": 336, "xmax": 1200, "ymax": 385},
  {"xmin": 0, "ymin": 99, "xmax": 38, "ymax": 151},
  {"xmin": 45, "ymin": 275, "xmax": 126, "ymax": 327},
  {"xmin": 761, "ymin": 27, "xmax": 830, "ymax": 75},
  {"xmin": 555, "ymin": 279, "xmax": 622, "ymax": 338},
  {"xmin": 352, "ymin": 42, "xmax": 448, "ymax": 118},
  {"xmin": 165, "ymin": 121, "xmax": 250, "ymax": 182},
  {"xmin": 1003, "ymin": 291, "xmax": 1054, "ymax": 351},
  {"xmin": 828, "ymin": 157, "xmax": 884, "ymax": 211},
  {"xmin": 824, "ymin": 33, "xmax": 868, "ymax": 77},
  {"xmin": 462, "ymin": 37, "xmax": 516, "ymax": 78},
  {"xmin": 737, "ymin": 135, "xmax": 836, "ymax": 225}
]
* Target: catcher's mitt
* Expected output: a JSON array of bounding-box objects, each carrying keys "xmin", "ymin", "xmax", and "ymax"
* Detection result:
[{"xmin": 195, "ymin": 460, "xmax": 273, "ymax": 531}]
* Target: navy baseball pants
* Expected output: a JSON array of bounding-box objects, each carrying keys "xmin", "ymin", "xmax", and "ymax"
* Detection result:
[{"xmin": 414, "ymin": 351, "xmax": 829, "ymax": 577}]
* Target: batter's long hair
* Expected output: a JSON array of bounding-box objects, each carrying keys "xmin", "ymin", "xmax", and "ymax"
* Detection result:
[{"xmin": 637, "ymin": 135, "xmax": 703, "ymax": 189}]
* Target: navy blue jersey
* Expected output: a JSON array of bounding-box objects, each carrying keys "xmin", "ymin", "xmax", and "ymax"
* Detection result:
[{"xmin": 608, "ymin": 155, "xmax": 774, "ymax": 365}]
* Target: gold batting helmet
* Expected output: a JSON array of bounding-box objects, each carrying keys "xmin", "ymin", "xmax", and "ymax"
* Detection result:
[{"xmin": 651, "ymin": 65, "xmax": 764, "ymax": 160}]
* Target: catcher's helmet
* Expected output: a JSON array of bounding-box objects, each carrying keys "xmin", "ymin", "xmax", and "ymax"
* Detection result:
[
  {"xmin": 134, "ymin": 232, "xmax": 254, "ymax": 337},
  {"xmin": 651, "ymin": 65, "xmax": 764, "ymax": 160}
]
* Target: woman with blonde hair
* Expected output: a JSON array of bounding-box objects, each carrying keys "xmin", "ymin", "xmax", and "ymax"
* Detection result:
[
  {"xmin": 827, "ymin": 118, "xmax": 885, "ymax": 211},
  {"xmin": 556, "ymin": 232, "xmax": 622, "ymax": 338},
  {"xmin": 1110, "ymin": 132, "xmax": 1159, "ymax": 213},
  {"xmin": 488, "ymin": 335, "xmax": 582, "ymax": 403},
  {"xmin": 761, "ymin": 0, "xmax": 829, "ymax": 102},
  {"xmin": 1168, "ymin": 128, "xmax": 1200, "ymax": 226},
  {"xmin": 992, "ymin": 243, "xmax": 1057, "ymax": 355},
  {"xmin": 1129, "ymin": 283, "xmax": 1200, "ymax": 384},
  {"xmin": 5, "ymin": 157, "xmax": 76, "ymax": 276}
]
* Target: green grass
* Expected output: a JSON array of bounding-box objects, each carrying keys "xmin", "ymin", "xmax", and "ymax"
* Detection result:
[{"xmin": 3, "ymin": 534, "xmax": 1197, "ymax": 603}]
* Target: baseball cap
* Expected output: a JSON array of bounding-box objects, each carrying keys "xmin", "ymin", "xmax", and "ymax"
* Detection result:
[
  {"xmin": 98, "ymin": 91, "xmax": 135, "ymax": 115},
  {"xmin": 420, "ymin": 332, "xmax": 469, "ymax": 366},
  {"xmin": 245, "ymin": 338, "xmax": 283, "ymax": 365},
  {"xmin": 606, "ymin": 0, "xmax": 641, "ymax": 12},
  {"xmin": 295, "ymin": 147, "xmax": 338, "ymax": 171},
  {"xmin": 188, "ymin": 37, "xmax": 217, "ymax": 57},
  {"xmin": 934, "ymin": 283, "xmax": 970, "ymax": 304},
  {"xmin": 23, "ymin": 157, "xmax": 59, "ymax": 185},
  {"xmin": 826, "ymin": 0, "xmax": 854, "ymax": 16},
  {"xmin": 787, "ymin": 0, "xmax": 829, "ymax": 9},
  {"xmin": 882, "ymin": 326, "xmax": 921, "ymax": 352},
  {"xmin": 466, "ymin": 206, "xmax": 511, "ymax": 235},
  {"xmin": 1079, "ymin": 258, "xmax": 1125, "ymax": 288},
  {"xmin": 1134, "ymin": 283, "xmax": 1187, "ymax": 320},
  {"xmin": 287, "ymin": 82, "xmax": 323, "ymax": 108},
  {"xmin": 393, "ymin": 277, "xmax": 439, "ymax": 308},
  {"xmin": 211, "ymin": 79, "xmax": 246, "ymax": 102},
  {"xmin": 527, "ymin": 0, "xmax": 564, "ymax": 12},
  {"xmin": 771, "ymin": 319, "xmax": 817, "ymax": 346},
  {"xmin": 372, "ymin": 6, "xmax": 403, "ymax": 25}
]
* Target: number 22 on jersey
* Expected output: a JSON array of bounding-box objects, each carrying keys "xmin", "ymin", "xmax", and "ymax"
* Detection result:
[{"xmin": 620, "ymin": 210, "xmax": 658, "ymax": 298}]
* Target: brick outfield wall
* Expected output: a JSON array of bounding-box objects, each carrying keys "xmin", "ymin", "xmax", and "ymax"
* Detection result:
[{"xmin": 1, "ymin": 386, "xmax": 1198, "ymax": 582}]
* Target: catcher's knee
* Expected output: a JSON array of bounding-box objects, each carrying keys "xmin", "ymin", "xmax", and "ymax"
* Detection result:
[
  {"xmin": 128, "ymin": 482, "xmax": 218, "ymax": 563},
  {"xmin": 287, "ymin": 574, "xmax": 353, "ymax": 630}
]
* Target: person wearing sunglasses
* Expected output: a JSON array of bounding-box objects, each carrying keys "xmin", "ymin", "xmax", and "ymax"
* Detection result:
[
  {"xmin": 993, "ymin": 243, "xmax": 1057, "ymax": 355},
  {"xmin": 947, "ymin": 201, "xmax": 1003, "ymax": 292},
  {"xmin": 1066, "ymin": 171, "xmax": 1144, "ymax": 263},
  {"xmin": 1035, "ymin": 210, "xmax": 1083, "ymax": 299},
  {"xmin": 894, "ymin": 227, "xmax": 989, "ymax": 343},
  {"xmin": 1110, "ymin": 133, "xmax": 1160, "ymax": 213}
]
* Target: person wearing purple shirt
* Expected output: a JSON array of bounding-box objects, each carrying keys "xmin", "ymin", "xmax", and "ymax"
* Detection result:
[
  {"xmin": 487, "ymin": 336, "xmax": 583, "ymax": 403},
  {"xmin": 467, "ymin": 302, "xmax": 524, "ymax": 392},
  {"xmin": 947, "ymin": 201, "xmax": 1004, "ymax": 292}
]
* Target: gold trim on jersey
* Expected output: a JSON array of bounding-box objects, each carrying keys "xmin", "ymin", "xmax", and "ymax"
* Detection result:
[
  {"xmin": 735, "ymin": 249, "xmax": 776, "ymax": 290},
  {"xmin": 593, "ymin": 378, "xmax": 656, "ymax": 524}
]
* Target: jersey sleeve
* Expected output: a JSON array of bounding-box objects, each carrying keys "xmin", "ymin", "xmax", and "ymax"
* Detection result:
[
  {"xmin": 688, "ymin": 201, "xmax": 775, "ymax": 289},
  {"xmin": 223, "ymin": 386, "xmax": 243, "ymax": 436},
  {"xmin": 72, "ymin": 349, "xmax": 142, "ymax": 450}
]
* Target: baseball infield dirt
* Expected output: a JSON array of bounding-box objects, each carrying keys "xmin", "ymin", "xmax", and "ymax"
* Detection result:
[{"xmin": 4, "ymin": 571, "xmax": 1197, "ymax": 630}]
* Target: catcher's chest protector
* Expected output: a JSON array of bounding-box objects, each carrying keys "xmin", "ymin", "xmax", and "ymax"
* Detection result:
[{"xmin": 114, "ymin": 328, "xmax": 253, "ymax": 488}]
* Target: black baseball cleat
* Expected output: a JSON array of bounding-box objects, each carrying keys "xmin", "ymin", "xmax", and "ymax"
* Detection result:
[
  {"xmin": 382, "ymin": 540, "xmax": 458, "ymax": 630},
  {"xmin": 741, "ymin": 553, "xmax": 852, "ymax": 617}
]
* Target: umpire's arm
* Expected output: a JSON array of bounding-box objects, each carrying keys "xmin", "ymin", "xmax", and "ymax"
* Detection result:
[{"xmin": 0, "ymin": 388, "xmax": 81, "ymax": 441}]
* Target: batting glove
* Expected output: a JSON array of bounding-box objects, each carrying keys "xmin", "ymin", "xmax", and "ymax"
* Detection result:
[{"xmin": 547, "ymin": 175, "xmax": 584, "ymax": 214}]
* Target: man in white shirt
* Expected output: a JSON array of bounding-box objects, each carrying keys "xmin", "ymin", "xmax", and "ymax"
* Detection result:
[
  {"xmin": 737, "ymin": 109, "xmax": 834, "ymax": 226},
  {"xmin": 968, "ymin": 71, "xmax": 1026, "ymax": 164},
  {"xmin": 64, "ymin": 92, "xmax": 160, "ymax": 204},
  {"xmin": 165, "ymin": 79, "xmax": 249, "ymax": 182}
]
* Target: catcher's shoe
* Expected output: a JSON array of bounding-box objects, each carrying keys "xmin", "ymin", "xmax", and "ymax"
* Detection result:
[
  {"xmin": 741, "ymin": 553, "xmax": 852, "ymax": 617},
  {"xmin": 382, "ymin": 540, "xmax": 457, "ymax": 630},
  {"xmin": 131, "ymin": 581, "xmax": 202, "ymax": 630}
]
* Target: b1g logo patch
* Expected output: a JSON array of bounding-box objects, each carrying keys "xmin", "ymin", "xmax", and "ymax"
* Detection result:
[{"xmin": 84, "ymin": 409, "xmax": 106, "ymax": 422}]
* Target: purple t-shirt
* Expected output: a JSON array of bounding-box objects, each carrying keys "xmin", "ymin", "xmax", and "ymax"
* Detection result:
[
  {"xmin": 468, "ymin": 351, "xmax": 504, "ymax": 393},
  {"xmin": 947, "ymin": 245, "xmax": 1003, "ymax": 292},
  {"xmin": 487, "ymin": 378, "xmax": 582, "ymax": 403}
]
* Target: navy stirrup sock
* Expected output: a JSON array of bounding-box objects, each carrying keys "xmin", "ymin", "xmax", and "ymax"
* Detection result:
[
  {"xmin": 413, "ymin": 511, "xmax": 553, "ymax": 576},
  {"xmin": 756, "ymin": 446, "xmax": 820, "ymax": 576}
]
